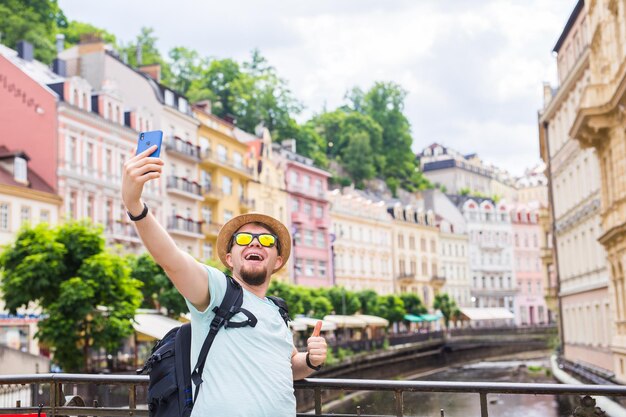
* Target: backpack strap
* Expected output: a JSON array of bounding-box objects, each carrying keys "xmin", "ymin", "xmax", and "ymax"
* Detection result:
[
  {"xmin": 175, "ymin": 323, "xmax": 193, "ymax": 417},
  {"xmin": 267, "ymin": 295, "xmax": 290, "ymax": 326},
  {"xmin": 190, "ymin": 275, "xmax": 256, "ymax": 404}
]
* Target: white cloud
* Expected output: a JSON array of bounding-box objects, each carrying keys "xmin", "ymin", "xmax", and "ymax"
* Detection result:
[{"xmin": 58, "ymin": 0, "xmax": 575, "ymax": 176}]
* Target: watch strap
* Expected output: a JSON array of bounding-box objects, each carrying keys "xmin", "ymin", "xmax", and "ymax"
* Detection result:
[
  {"xmin": 127, "ymin": 202, "xmax": 149, "ymax": 222},
  {"xmin": 306, "ymin": 352, "xmax": 322, "ymax": 371}
]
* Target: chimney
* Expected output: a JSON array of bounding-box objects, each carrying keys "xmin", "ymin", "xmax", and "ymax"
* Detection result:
[
  {"xmin": 139, "ymin": 64, "xmax": 161, "ymax": 82},
  {"xmin": 282, "ymin": 139, "xmax": 296, "ymax": 153},
  {"xmin": 194, "ymin": 100, "xmax": 212, "ymax": 114},
  {"xmin": 56, "ymin": 33, "xmax": 65, "ymax": 54},
  {"xmin": 16, "ymin": 41, "xmax": 34, "ymax": 61},
  {"xmin": 78, "ymin": 34, "xmax": 106, "ymax": 54},
  {"xmin": 542, "ymin": 82, "xmax": 553, "ymax": 109},
  {"xmin": 136, "ymin": 43, "xmax": 142, "ymax": 66}
]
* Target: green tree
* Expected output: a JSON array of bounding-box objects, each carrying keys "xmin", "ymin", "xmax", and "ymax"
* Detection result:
[
  {"xmin": 60, "ymin": 20, "xmax": 116, "ymax": 47},
  {"xmin": 356, "ymin": 290, "xmax": 379, "ymax": 315},
  {"xmin": 0, "ymin": 0, "xmax": 67, "ymax": 63},
  {"xmin": 324, "ymin": 287, "xmax": 360, "ymax": 315},
  {"xmin": 0, "ymin": 222, "xmax": 143, "ymax": 372},
  {"xmin": 310, "ymin": 296, "xmax": 333, "ymax": 319},
  {"xmin": 128, "ymin": 253, "xmax": 187, "ymax": 317},
  {"xmin": 340, "ymin": 131, "xmax": 376, "ymax": 188},
  {"xmin": 433, "ymin": 293, "xmax": 458, "ymax": 330},
  {"xmin": 377, "ymin": 295, "xmax": 405, "ymax": 323},
  {"xmin": 118, "ymin": 27, "xmax": 172, "ymax": 82},
  {"xmin": 399, "ymin": 293, "xmax": 427, "ymax": 316}
]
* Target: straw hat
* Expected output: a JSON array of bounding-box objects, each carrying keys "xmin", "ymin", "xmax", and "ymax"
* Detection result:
[{"xmin": 216, "ymin": 213, "xmax": 291, "ymax": 273}]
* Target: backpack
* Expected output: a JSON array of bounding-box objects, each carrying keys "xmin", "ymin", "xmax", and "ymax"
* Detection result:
[{"xmin": 137, "ymin": 275, "xmax": 290, "ymax": 417}]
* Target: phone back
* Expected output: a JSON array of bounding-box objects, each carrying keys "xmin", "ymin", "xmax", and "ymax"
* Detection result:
[{"xmin": 136, "ymin": 130, "xmax": 163, "ymax": 157}]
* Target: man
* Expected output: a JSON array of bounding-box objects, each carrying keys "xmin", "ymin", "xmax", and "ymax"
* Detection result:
[{"xmin": 122, "ymin": 145, "xmax": 327, "ymax": 416}]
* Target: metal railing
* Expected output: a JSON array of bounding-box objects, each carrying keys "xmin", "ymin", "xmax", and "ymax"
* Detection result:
[{"xmin": 1, "ymin": 374, "xmax": 625, "ymax": 417}]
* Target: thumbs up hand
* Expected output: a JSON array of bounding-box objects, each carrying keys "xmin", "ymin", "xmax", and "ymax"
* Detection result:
[{"xmin": 306, "ymin": 321, "xmax": 327, "ymax": 369}]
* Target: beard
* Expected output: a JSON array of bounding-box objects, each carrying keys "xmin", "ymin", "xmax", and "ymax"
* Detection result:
[{"xmin": 240, "ymin": 265, "xmax": 268, "ymax": 286}]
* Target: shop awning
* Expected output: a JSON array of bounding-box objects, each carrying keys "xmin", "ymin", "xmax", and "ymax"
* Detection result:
[
  {"xmin": 404, "ymin": 314, "xmax": 424, "ymax": 322},
  {"xmin": 292, "ymin": 317, "xmax": 337, "ymax": 332},
  {"xmin": 354, "ymin": 314, "xmax": 389, "ymax": 327},
  {"xmin": 420, "ymin": 313, "xmax": 442, "ymax": 322},
  {"xmin": 289, "ymin": 320, "xmax": 308, "ymax": 332},
  {"xmin": 323, "ymin": 315, "xmax": 367, "ymax": 328},
  {"xmin": 460, "ymin": 308, "xmax": 515, "ymax": 321},
  {"xmin": 134, "ymin": 313, "xmax": 184, "ymax": 341}
]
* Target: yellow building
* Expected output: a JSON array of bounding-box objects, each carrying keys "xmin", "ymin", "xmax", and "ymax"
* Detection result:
[
  {"xmin": 568, "ymin": 0, "xmax": 626, "ymax": 381},
  {"xmin": 193, "ymin": 103, "xmax": 255, "ymax": 263},
  {"xmin": 388, "ymin": 202, "xmax": 442, "ymax": 308}
]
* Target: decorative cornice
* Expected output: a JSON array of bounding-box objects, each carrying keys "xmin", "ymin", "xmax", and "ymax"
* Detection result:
[{"xmin": 555, "ymin": 198, "xmax": 601, "ymax": 234}]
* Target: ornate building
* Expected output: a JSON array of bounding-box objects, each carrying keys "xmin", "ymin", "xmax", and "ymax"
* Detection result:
[
  {"xmin": 568, "ymin": 0, "xmax": 626, "ymax": 381},
  {"xmin": 539, "ymin": 0, "xmax": 613, "ymax": 374}
]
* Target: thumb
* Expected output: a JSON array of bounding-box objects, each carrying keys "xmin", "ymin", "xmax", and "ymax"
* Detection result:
[{"xmin": 312, "ymin": 320, "xmax": 322, "ymax": 337}]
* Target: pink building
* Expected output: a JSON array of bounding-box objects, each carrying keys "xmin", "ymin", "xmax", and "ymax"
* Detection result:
[
  {"xmin": 273, "ymin": 141, "xmax": 332, "ymax": 287},
  {"xmin": 511, "ymin": 205, "xmax": 549, "ymax": 325},
  {"xmin": 0, "ymin": 42, "xmax": 59, "ymax": 192}
]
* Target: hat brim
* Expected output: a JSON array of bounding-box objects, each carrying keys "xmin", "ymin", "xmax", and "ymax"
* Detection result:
[{"xmin": 216, "ymin": 213, "xmax": 291, "ymax": 273}]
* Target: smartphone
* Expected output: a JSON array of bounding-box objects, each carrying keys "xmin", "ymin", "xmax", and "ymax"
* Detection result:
[{"xmin": 136, "ymin": 130, "xmax": 163, "ymax": 157}]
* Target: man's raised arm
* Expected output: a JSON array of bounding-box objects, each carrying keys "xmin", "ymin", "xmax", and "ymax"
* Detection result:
[{"xmin": 122, "ymin": 145, "xmax": 210, "ymax": 311}]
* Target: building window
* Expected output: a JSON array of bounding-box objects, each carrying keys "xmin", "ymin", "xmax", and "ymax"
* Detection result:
[
  {"xmin": 223, "ymin": 210, "xmax": 234, "ymax": 223},
  {"xmin": 305, "ymin": 259, "xmax": 314, "ymax": 276},
  {"xmin": 69, "ymin": 191, "xmax": 77, "ymax": 219},
  {"xmin": 217, "ymin": 145, "xmax": 227, "ymax": 162},
  {"xmin": 295, "ymin": 258, "xmax": 303, "ymax": 275},
  {"xmin": 421, "ymin": 238, "xmax": 426, "ymax": 251},
  {"xmin": 40, "ymin": 209, "xmax": 50, "ymax": 224},
  {"xmin": 316, "ymin": 231, "xmax": 325, "ymax": 248},
  {"xmin": 315, "ymin": 179, "xmax": 323, "ymax": 195},
  {"xmin": 318, "ymin": 261, "xmax": 327, "ymax": 277},
  {"xmin": 304, "ymin": 202, "xmax": 312, "ymax": 216},
  {"xmin": 290, "ymin": 171, "xmax": 298, "ymax": 184},
  {"xmin": 202, "ymin": 206, "xmax": 213, "ymax": 224},
  {"xmin": 303, "ymin": 175, "xmax": 311, "ymax": 189},
  {"xmin": 292, "ymin": 198, "xmax": 299, "ymax": 212},
  {"xmin": 430, "ymin": 240, "xmax": 436, "ymax": 252},
  {"xmin": 14, "ymin": 157, "xmax": 27, "ymax": 182},
  {"xmin": 233, "ymin": 152, "xmax": 243, "ymax": 168},
  {"xmin": 20, "ymin": 206, "xmax": 31, "ymax": 224},
  {"xmin": 315, "ymin": 205, "xmax": 323, "ymax": 218},
  {"xmin": 409, "ymin": 236, "xmax": 415, "ymax": 250},
  {"xmin": 398, "ymin": 234, "xmax": 404, "ymax": 249},
  {"xmin": 304, "ymin": 230, "xmax": 314, "ymax": 246},
  {"xmin": 203, "ymin": 243, "xmax": 213, "ymax": 260},
  {"xmin": 222, "ymin": 176, "xmax": 232, "ymax": 195},
  {"xmin": 87, "ymin": 195, "xmax": 94, "ymax": 221}
]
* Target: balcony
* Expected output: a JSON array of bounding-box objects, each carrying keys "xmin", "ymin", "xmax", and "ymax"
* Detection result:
[
  {"xmin": 0, "ymin": 373, "xmax": 620, "ymax": 417},
  {"xmin": 166, "ymin": 176, "xmax": 203, "ymax": 201},
  {"xmin": 430, "ymin": 275, "xmax": 446, "ymax": 287},
  {"xmin": 291, "ymin": 211, "xmax": 308, "ymax": 224},
  {"xmin": 166, "ymin": 215, "xmax": 204, "ymax": 238},
  {"xmin": 239, "ymin": 197, "xmax": 255, "ymax": 212},
  {"xmin": 202, "ymin": 185, "xmax": 223, "ymax": 202},
  {"xmin": 106, "ymin": 221, "xmax": 141, "ymax": 244},
  {"xmin": 201, "ymin": 148, "xmax": 254, "ymax": 178},
  {"xmin": 396, "ymin": 272, "xmax": 416, "ymax": 282},
  {"xmin": 164, "ymin": 135, "xmax": 201, "ymax": 161},
  {"xmin": 202, "ymin": 222, "xmax": 222, "ymax": 237},
  {"xmin": 314, "ymin": 217, "xmax": 328, "ymax": 229}
]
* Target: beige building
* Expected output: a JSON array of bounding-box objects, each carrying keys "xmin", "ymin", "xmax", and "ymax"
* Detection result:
[
  {"xmin": 539, "ymin": 0, "xmax": 613, "ymax": 373},
  {"xmin": 329, "ymin": 188, "xmax": 393, "ymax": 294},
  {"xmin": 567, "ymin": 0, "xmax": 626, "ymax": 381},
  {"xmin": 388, "ymin": 201, "xmax": 441, "ymax": 307}
]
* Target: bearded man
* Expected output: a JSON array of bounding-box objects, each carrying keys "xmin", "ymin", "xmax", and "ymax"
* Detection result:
[{"xmin": 122, "ymin": 145, "xmax": 327, "ymax": 417}]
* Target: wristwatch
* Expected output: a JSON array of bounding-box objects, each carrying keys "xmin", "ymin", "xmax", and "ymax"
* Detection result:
[
  {"xmin": 127, "ymin": 202, "xmax": 149, "ymax": 221},
  {"xmin": 306, "ymin": 353, "xmax": 322, "ymax": 371}
]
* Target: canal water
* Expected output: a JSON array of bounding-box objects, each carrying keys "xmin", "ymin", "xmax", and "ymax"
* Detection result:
[{"xmin": 330, "ymin": 356, "xmax": 577, "ymax": 416}]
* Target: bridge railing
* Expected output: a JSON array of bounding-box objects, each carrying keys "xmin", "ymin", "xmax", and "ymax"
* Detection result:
[{"xmin": 0, "ymin": 373, "xmax": 624, "ymax": 417}]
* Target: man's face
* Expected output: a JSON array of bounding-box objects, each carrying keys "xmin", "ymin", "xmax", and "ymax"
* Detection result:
[{"xmin": 225, "ymin": 223, "xmax": 284, "ymax": 287}]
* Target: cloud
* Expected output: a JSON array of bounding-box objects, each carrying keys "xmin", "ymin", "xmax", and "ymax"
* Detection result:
[{"xmin": 58, "ymin": 0, "xmax": 575, "ymax": 176}]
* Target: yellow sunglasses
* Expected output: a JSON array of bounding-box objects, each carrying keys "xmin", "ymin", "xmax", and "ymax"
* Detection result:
[{"xmin": 232, "ymin": 232, "xmax": 278, "ymax": 248}]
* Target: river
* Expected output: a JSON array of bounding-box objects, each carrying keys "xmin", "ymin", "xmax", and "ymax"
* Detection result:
[{"xmin": 329, "ymin": 355, "xmax": 579, "ymax": 416}]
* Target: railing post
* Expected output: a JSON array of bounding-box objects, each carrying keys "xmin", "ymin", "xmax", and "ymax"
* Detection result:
[
  {"xmin": 479, "ymin": 392, "xmax": 489, "ymax": 417},
  {"xmin": 129, "ymin": 384, "xmax": 137, "ymax": 416},
  {"xmin": 314, "ymin": 387, "xmax": 322, "ymax": 415},
  {"xmin": 394, "ymin": 389, "xmax": 403, "ymax": 417}
]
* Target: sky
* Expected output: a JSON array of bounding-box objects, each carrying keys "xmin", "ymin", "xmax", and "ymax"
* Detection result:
[{"xmin": 58, "ymin": 0, "xmax": 576, "ymax": 177}]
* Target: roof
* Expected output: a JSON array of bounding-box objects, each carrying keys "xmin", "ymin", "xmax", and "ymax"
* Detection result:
[
  {"xmin": 133, "ymin": 313, "xmax": 183, "ymax": 340},
  {"xmin": 323, "ymin": 315, "xmax": 368, "ymax": 328},
  {"xmin": 460, "ymin": 308, "xmax": 515, "ymax": 321},
  {"xmin": 553, "ymin": 0, "xmax": 585, "ymax": 53},
  {"xmin": 353, "ymin": 314, "xmax": 389, "ymax": 327},
  {"xmin": 292, "ymin": 317, "xmax": 337, "ymax": 331},
  {"xmin": 0, "ymin": 44, "xmax": 64, "ymax": 87},
  {"xmin": 0, "ymin": 147, "xmax": 55, "ymax": 194}
]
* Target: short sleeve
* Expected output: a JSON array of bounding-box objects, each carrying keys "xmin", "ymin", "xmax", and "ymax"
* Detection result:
[{"xmin": 185, "ymin": 265, "xmax": 227, "ymax": 322}]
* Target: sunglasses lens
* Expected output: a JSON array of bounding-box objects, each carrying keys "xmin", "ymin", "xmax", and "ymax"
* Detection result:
[
  {"xmin": 258, "ymin": 234, "xmax": 276, "ymax": 247},
  {"xmin": 235, "ymin": 233, "xmax": 253, "ymax": 246}
]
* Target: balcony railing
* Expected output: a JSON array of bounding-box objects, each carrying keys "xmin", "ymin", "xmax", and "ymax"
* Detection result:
[
  {"xmin": 164, "ymin": 136, "xmax": 201, "ymax": 161},
  {"xmin": 106, "ymin": 222, "xmax": 139, "ymax": 240},
  {"xmin": 167, "ymin": 215, "xmax": 203, "ymax": 236},
  {"xmin": 202, "ymin": 185, "xmax": 224, "ymax": 200},
  {"xmin": 166, "ymin": 176, "xmax": 202, "ymax": 197},
  {"xmin": 202, "ymin": 149, "xmax": 254, "ymax": 176},
  {"xmin": 1, "ymin": 374, "xmax": 625, "ymax": 417}
]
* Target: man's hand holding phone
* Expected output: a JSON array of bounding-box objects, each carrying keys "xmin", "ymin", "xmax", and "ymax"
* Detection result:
[{"xmin": 122, "ymin": 145, "xmax": 164, "ymax": 215}]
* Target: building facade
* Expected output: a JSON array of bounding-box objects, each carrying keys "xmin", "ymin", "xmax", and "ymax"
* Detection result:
[
  {"xmin": 567, "ymin": 0, "xmax": 626, "ymax": 380},
  {"xmin": 388, "ymin": 202, "xmax": 441, "ymax": 308},
  {"xmin": 511, "ymin": 206, "xmax": 549, "ymax": 325},
  {"xmin": 329, "ymin": 188, "xmax": 393, "ymax": 294},
  {"xmin": 539, "ymin": 0, "xmax": 613, "ymax": 373},
  {"xmin": 274, "ymin": 141, "xmax": 332, "ymax": 287},
  {"xmin": 452, "ymin": 196, "xmax": 516, "ymax": 312}
]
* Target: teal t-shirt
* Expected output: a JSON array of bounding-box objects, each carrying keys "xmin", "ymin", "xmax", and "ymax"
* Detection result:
[{"xmin": 185, "ymin": 265, "xmax": 296, "ymax": 417}]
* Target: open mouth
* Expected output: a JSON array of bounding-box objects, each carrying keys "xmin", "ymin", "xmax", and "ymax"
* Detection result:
[{"xmin": 244, "ymin": 253, "xmax": 265, "ymax": 262}]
